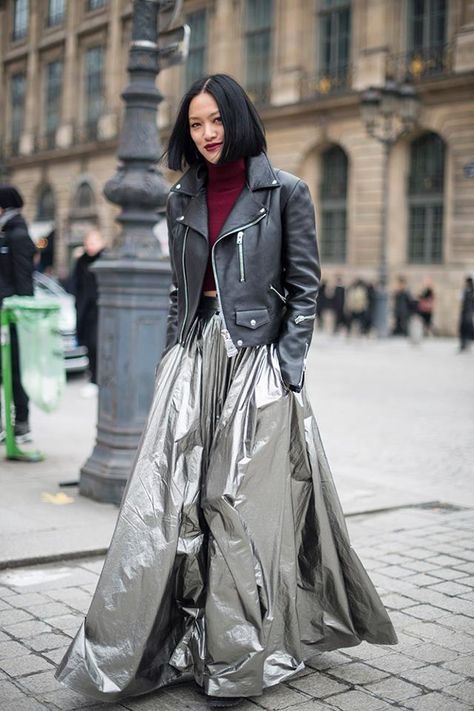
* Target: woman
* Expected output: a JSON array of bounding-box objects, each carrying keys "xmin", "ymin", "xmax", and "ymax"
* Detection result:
[
  {"xmin": 459, "ymin": 276, "xmax": 474, "ymax": 351},
  {"xmin": 417, "ymin": 277, "xmax": 435, "ymax": 337},
  {"xmin": 56, "ymin": 75, "xmax": 396, "ymax": 708}
]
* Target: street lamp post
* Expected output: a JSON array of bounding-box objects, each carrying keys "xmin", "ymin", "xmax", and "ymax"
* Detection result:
[
  {"xmin": 79, "ymin": 0, "xmax": 185, "ymax": 504},
  {"xmin": 360, "ymin": 78, "xmax": 419, "ymax": 337}
]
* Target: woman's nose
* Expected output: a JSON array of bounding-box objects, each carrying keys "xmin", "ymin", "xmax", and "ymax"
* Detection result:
[{"xmin": 203, "ymin": 123, "xmax": 217, "ymax": 140}]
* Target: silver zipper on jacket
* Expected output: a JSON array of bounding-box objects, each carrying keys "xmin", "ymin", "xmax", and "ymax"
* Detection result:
[
  {"xmin": 211, "ymin": 212, "xmax": 267, "ymax": 342},
  {"xmin": 294, "ymin": 313, "xmax": 316, "ymax": 325},
  {"xmin": 269, "ymin": 284, "xmax": 287, "ymax": 304},
  {"xmin": 179, "ymin": 227, "xmax": 190, "ymax": 343},
  {"xmin": 236, "ymin": 231, "xmax": 245, "ymax": 282}
]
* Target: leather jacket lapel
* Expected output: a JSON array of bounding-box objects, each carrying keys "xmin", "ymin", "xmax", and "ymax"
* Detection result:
[{"xmin": 180, "ymin": 190, "xmax": 208, "ymax": 239}]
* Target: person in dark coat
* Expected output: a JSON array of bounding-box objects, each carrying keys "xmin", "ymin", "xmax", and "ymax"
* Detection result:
[
  {"xmin": 417, "ymin": 277, "xmax": 435, "ymax": 336},
  {"xmin": 333, "ymin": 275, "xmax": 346, "ymax": 333},
  {"xmin": 346, "ymin": 278, "xmax": 369, "ymax": 335},
  {"xmin": 363, "ymin": 281, "xmax": 376, "ymax": 335},
  {"xmin": 0, "ymin": 185, "xmax": 36, "ymax": 443},
  {"xmin": 392, "ymin": 276, "xmax": 413, "ymax": 336},
  {"xmin": 316, "ymin": 279, "xmax": 328, "ymax": 328},
  {"xmin": 459, "ymin": 276, "xmax": 474, "ymax": 352},
  {"xmin": 70, "ymin": 229, "xmax": 105, "ymax": 389}
]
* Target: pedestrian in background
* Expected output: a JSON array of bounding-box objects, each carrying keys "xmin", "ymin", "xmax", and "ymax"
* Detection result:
[
  {"xmin": 333, "ymin": 275, "xmax": 346, "ymax": 333},
  {"xmin": 346, "ymin": 277, "xmax": 369, "ymax": 335},
  {"xmin": 392, "ymin": 275, "xmax": 413, "ymax": 336},
  {"xmin": 459, "ymin": 276, "xmax": 474, "ymax": 352},
  {"xmin": 69, "ymin": 228, "xmax": 105, "ymax": 396},
  {"xmin": 0, "ymin": 185, "xmax": 36, "ymax": 443},
  {"xmin": 364, "ymin": 281, "xmax": 376, "ymax": 335},
  {"xmin": 417, "ymin": 277, "xmax": 435, "ymax": 337},
  {"xmin": 56, "ymin": 73, "xmax": 396, "ymax": 708},
  {"xmin": 316, "ymin": 278, "xmax": 328, "ymax": 329}
]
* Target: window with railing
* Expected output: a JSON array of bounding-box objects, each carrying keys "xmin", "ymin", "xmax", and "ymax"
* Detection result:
[
  {"xmin": 10, "ymin": 72, "xmax": 26, "ymax": 154},
  {"xmin": 317, "ymin": 0, "xmax": 351, "ymax": 94},
  {"xmin": 47, "ymin": 0, "xmax": 65, "ymax": 27},
  {"xmin": 87, "ymin": 0, "xmax": 107, "ymax": 11},
  {"xmin": 85, "ymin": 46, "xmax": 104, "ymax": 140},
  {"xmin": 12, "ymin": 0, "xmax": 29, "ymax": 41},
  {"xmin": 37, "ymin": 186, "xmax": 55, "ymax": 220},
  {"xmin": 45, "ymin": 61, "xmax": 63, "ymax": 148},
  {"xmin": 320, "ymin": 145, "xmax": 348, "ymax": 262},
  {"xmin": 406, "ymin": 0, "xmax": 447, "ymax": 78},
  {"xmin": 185, "ymin": 10, "xmax": 207, "ymax": 89},
  {"xmin": 245, "ymin": 0, "xmax": 273, "ymax": 104},
  {"xmin": 408, "ymin": 132, "xmax": 445, "ymax": 264}
]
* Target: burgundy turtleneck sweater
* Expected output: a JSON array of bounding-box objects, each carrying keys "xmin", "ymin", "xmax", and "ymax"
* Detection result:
[{"xmin": 202, "ymin": 158, "xmax": 246, "ymax": 292}]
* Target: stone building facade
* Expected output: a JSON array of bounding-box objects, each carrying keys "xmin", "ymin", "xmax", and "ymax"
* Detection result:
[{"xmin": 1, "ymin": 0, "xmax": 473, "ymax": 334}]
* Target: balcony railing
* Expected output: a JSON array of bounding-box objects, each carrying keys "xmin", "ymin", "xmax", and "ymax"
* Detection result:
[
  {"xmin": 46, "ymin": 131, "xmax": 57, "ymax": 150},
  {"xmin": 85, "ymin": 119, "xmax": 99, "ymax": 141},
  {"xmin": 386, "ymin": 44, "xmax": 453, "ymax": 83},
  {"xmin": 47, "ymin": 10, "xmax": 65, "ymax": 27},
  {"xmin": 246, "ymin": 83, "xmax": 272, "ymax": 106},
  {"xmin": 9, "ymin": 139, "xmax": 21, "ymax": 157},
  {"xmin": 300, "ymin": 65, "xmax": 352, "ymax": 100}
]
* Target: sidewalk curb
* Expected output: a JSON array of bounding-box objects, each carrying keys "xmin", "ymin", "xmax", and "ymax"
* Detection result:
[
  {"xmin": 0, "ymin": 548, "xmax": 108, "ymax": 570},
  {"xmin": 2, "ymin": 501, "xmax": 469, "ymax": 571}
]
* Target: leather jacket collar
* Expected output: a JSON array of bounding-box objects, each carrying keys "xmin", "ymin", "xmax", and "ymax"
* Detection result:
[
  {"xmin": 171, "ymin": 152, "xmax": 281, "ymax": 197},
  {"xmin": 170, "ymin": 153, "xmax": 281, "ymax": 239}
]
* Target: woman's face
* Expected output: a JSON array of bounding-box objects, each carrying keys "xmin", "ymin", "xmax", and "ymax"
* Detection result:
[{"xmin": 188, "ymin": 92, "xmax": 224, "ymax": 164}]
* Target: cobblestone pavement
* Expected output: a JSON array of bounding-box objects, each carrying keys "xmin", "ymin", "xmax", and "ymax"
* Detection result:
[{"xmin": 1, "ymin": 506, "xmax": 473, "ymax": 711}]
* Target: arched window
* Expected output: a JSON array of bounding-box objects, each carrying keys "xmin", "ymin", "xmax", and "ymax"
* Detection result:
[
  {"xmin": 36, "ymin": 185, "xmax": 55, "ymax": 220},
  {"xmin": 320, "ymin": 145, "xmax": 348, "ymax": 262},
  {"xmin": 407, "ymin": 132, "xmax": 445, "ymax": 263},
  {"xmin": 74, "ymin": 181, "xmax": 95, "ymax": 210}
]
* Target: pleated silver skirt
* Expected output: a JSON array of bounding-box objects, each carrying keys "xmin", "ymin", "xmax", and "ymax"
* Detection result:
[{"xmin": 55, "ymin": 297, "xmax": 397, "ymax": 702}]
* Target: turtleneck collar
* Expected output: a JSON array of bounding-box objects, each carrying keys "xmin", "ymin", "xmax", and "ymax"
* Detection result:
[{"xmin": 206, "ymin": 158, "xmax": 246, "ymax": 191}]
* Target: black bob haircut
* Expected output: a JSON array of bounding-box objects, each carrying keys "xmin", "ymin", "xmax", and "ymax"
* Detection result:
[{"xmin": 166, "ymin": 74, "xmax": 267, "ymax": 171}]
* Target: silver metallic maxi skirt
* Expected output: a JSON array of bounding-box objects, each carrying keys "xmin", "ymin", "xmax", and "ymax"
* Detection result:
[{"xmin": 55, "ymin": 298, "xmax": 397, "ymax": 702}]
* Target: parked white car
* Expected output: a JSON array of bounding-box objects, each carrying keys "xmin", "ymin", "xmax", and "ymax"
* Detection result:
[{"xmin": 33, "ymin": 272, "xmax": 89, "ymax": 373}]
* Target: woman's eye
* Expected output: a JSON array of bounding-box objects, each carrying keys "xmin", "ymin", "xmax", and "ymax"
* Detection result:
[
  {"xmin": 190, "ymin": 122, "xmax": 200, "ymax": 129},
  {"xmin": 214, "ymin": 117, "xmax": 222, "ymax": 124}
]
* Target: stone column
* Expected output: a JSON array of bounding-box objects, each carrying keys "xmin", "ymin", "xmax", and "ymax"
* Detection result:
[
  {"xmin": 57, "ymin": 0, "xmax": 80, "ymax": 148},
  {"xmin": 455, "ymin": 0, "xmax": 474, "ymax": 72},
  {"xmin": 100, "ymin": 0, "xmax": 122, "ymax": 140},
  {"xmin": 21, "ymin": 3, "xmax": 39, "ymax": 155},
  {"xmin": 353, "ymin": 0, "xmax": 389, "ymax": 90},
  {"xmin": 272, "ymin": 0, "xmax": 304, "ymax": 105}
]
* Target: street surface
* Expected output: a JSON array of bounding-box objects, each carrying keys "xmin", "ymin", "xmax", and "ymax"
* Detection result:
[{"xmin": 0, "ymin": 333, "xmax": 473, "ymax": 709}]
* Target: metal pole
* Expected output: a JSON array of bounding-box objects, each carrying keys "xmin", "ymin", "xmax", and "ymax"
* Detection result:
[{"xmin": 79, "ymin": 0, "xmax": 172, "ymax": 504}]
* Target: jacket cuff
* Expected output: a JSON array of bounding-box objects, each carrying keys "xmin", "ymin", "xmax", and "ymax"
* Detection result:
[{"xmin": 277, "ymin": 335, "xmax": 310, "ymax": 392}]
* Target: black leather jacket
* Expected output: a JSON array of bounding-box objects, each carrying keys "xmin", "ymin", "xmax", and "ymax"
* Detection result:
[
  {"xmin": 0, "ymin": 212, "xmax": 35, "ymax": 308},
  {"xmin": 165, "ymin": 152, "xmax": 320, "ymax": 391}
]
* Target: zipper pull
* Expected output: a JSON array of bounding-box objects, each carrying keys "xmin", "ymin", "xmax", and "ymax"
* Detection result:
[
  {"xmin": 295, "ymin": 314, "xmax": 316, "ymax": 325},
  {"xmin": 236, "ymin": 231, "xmax": 243, "ymax": 245},
  {"xmin": 221, "ymin": 328, "xmax": 238, "ymax": 357}
]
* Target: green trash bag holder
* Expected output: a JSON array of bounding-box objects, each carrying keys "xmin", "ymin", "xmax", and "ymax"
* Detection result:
[{"xmin": 0, "ymin": 300, "xmax": 62, "ymax": 462}]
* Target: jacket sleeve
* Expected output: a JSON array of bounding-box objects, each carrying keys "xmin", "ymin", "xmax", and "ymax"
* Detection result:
[
  {"xmin": 11, "ymin": 230, "xmax": 36, "ymax": 296},
  {"xmin": 277, "ymin": 179, "xmax": 320, "ymax": 392},
  {"xmin": 164, "ymin": 197, "xmax": 179, "ymax": 353}
]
